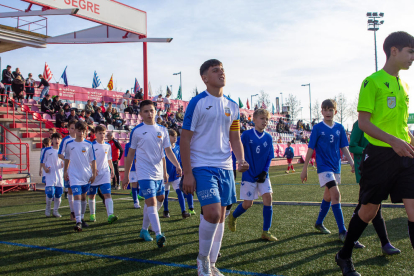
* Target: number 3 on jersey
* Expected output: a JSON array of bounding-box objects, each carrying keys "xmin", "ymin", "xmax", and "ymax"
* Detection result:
[{"xmin": 330, "ymin": 134, "xmax": 334, "ymax": 143}]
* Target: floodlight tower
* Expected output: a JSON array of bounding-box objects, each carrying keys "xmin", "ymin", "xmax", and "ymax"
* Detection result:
[{"xmin": 367, "ymin": 12, "xmax": 385, "ymax": 72}]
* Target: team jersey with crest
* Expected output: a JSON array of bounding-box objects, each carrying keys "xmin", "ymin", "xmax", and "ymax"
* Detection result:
[
  {"xmin": 166, "ymin": 143, "xmax": 181, "ymax": 182},
  {"xmin": 40, "ymin": 147, "xmax": 64, "ymax": 187},
  {"xmin": 130, "ymin": 123, "xmax": 171, "ymax": 181},
  {"xmin": 357, "ymin": 69, "xmax": 410, "ymax": 147},
  {"xmin": 91, "ymin": 141, "xmax": 112, "ymax": 186},
  {"xmin": 124, "ymin": 142, "xmax": 136, "ymax": 172},
  {"xmin": 308, "ymin": 121, "xmax": 349, "ymax": 174},
  {"xmin": 64, "ymin": 140, "xmax": 96, "ymax": 185},
  {"xmin": 40, "ymin": 147, "xmax": 46, "ymax": 176},
  {"xmin": 58, "ymin": 135, "xmax": 75, "ymax": 157},
  {"xmin": 241, "ymin": 129, "xmax": 275, "ymax": 183},
  {"xmin": 183, "ymin": 91, "xmax": 240, "ymax": 170}
]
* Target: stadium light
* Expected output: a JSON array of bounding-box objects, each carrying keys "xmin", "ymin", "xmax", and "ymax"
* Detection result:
[
  {"xmin": 251, "ymin": 94, "xmax": 259, "ymax": 110},
  {"xmin": 367, "ymin": 12, "xmax": 385, "ymax": 71},
  {"xmin": 173, "ymin": 72, "xmax": 182, "ymax": 98},
  {"xmin": 301, "ymin": 84, "xmax": 311, "ymax": 123}
]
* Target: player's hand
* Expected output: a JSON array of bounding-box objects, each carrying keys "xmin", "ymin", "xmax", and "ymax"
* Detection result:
[
  {"xmin": 89, "ymin": 175, "xmax": 96, "ymax": 184},
  {"xmin": 38, "ymin": 170, "xmax": 42, "ymax": 177},
  {"xmin": 300, "ymin": 168, "xmax": 307, "ymax": 183},
  {"xmin": 176, "ymin": 166, "xmax": 182, "ymax": 177},
  {"xmin": 350, "ymin": 163, "xmax": 355, "ymax": 173},
  {"xmin": 122, "ymin": 176, "xmax": 129, "ymax": 190},
  {"xmin": 390, "ymin": 137, "xmax": 414, "ymax": 158},
  {"xmin": 44, "ymin": 167, "xmax": 50, "ymax": 173},
  {"xmin": 111, "ymin": 171, "xmax": 115, "ymax": 179},
  {"xmin": 183, "ymin": 172, "xmax": 196, "ymax": 195},
  {"xmin": 64, "ymin": 172, "xmax": 69, "ymax": 181},
  {"xmin": 238, "ymin": 160, "xmax": 249, "ymax": 172},
  {"xmin": 164, "ymin": 173, "xmax": 169, "ymax": 183}
]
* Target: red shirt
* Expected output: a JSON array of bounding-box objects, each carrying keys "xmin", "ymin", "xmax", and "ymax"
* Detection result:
[
  {"xmin": 108, "ymin": 139, "xmax": 123, "ymax": 161},
  {"xmin": 89, "ymin": 134, "xmax": 96, "ymax": 141},
  {"xmin": 101, "ymin": 106, "xmax": 106, "ymax": 113}
]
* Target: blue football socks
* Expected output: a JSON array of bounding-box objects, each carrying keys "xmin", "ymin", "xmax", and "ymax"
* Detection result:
[
  {"xmin": 164, "ymin": 190, "xmax": 170, "ymax": 212},
  {"xmin": 316, "ymin": 199, "xmax": 331, "ymax": 225},
  {"xmin": 233, "ymin": 203, "xmax": 247, "ymax": 218},
  {"xmin": 186, "ymin": 192, "xmax": 194, "ymax": 210},
  {"xmin": 332, "ymin": 203, "xmax": 347, "ymax": 234},
  {"xmin": 131, "ymin": 187, "xmax": 138, "ymax": 204},
  {"xmin": 175, "ymin": 189, "xmax": 186, "ymax": 212},
  {"xmin": 263, "ymin": 205, "xmax": 273, "ymax": 231}
]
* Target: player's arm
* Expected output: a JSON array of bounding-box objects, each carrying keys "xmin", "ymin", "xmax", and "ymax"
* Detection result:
[
  {"xmin": 180, "ymin": 129, "xmax": 195, "ymax": 195},
  {"xmin": 108, "ymin": 160, "xmax": 115, "ymax": 179},
  {"xmin": 64, "ymin": 159, "xmax": 70, "ymax": 181},
  {"xmin": 229, "ymin": 122, "xmax": 249, "ymax": 172},
  {"xmin": 122, "ymin": 148, "xmax": 135, "ymax": 189},
  {"xmin": 408, "ymin": 131, "xmax": 414, "ymax": 148},
  {"xmin": 58, "ymin": 141, "xmax": 65, "ymax": 160},
  {"xmin": 162, "ymin": 157, "xmax": 169, "ymax": 182},
  {"xmin": 41, "ymin": 162, "xmax": 50, "ymax": 173},
  {"xmin": 341, "ymin": 147, "xmax": 355, "ymax": 173},
  {"xmin": 165, "ymin": 147, "xmax": 182, "ymax": 176},
  {"xmin": 90, "ymin": 160, "xmax": 96, "ymax": 184},
  {"xmin": 114, "ymin": 139, "xmax": 123, "ymax": 160}
]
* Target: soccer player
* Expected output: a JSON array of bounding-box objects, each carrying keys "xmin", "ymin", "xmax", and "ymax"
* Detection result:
[
  {"xmin": 300, "ymin": 99, "xmax": 355, "ymax": 243},
  {"xmin": 124, "ymin": 141, "xmax": 141, "ymax": 209},
  {"xmin": 228, "ymin": 108, "xmax": 277, "ymax": 241},
  {"xmin": 88, "ymin": 125, "xmax": 118, "ymax": 224},
  {"xmin": 181, "ymin": 59, "xmax": 249, "ymax": 276},
  {"xmin": 163, "ymin": 129, "xmax": 194, "ymax": 219},
  {"xmin": 39, "ymin": 138, "xmax": 51, "ymax": 185},
  {"xmin": 284, "ymin": 142, "xmax": 295, "ymax": 173},
  {"xmin": 58, "ymin": 119, "xmax": 78, "ymax": 221},
  {"xmin": 336, "ymin": 32, "xmax": 414, "ymax": 276},
  {"xmin": 41, "ymin": 133, "xmax": 64, "ymax": 218},
  {"xmin": 122, "ymin": 100, "xmax": 182, "ymax": 248},
  {"xmin": 64, "ymin": 121, "xmax": 96, "ymax": 232}
]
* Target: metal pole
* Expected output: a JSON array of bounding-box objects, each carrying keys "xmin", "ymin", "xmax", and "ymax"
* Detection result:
[
  {"xmin": 251, "ymin": 95, "xmax": 253, "ymax": 110},
  {"xmin": 374, "ymin": 29, "xmax": 378, "ymax": 72},
  {"xmin": 309, "ymin": 84, "xmax": 312, "ymax": 123},
  {"xmin": 143, "ymin": 42, "xmax": 148, "ymax": 100},
  {"xmin": 180, "ymin": 73, "xmax": 182, "ymax": 100}
]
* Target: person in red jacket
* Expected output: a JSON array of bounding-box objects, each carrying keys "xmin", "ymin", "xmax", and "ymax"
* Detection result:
[{"xmin": 107, "ymin": 132, "xmax": 124, "ymax": 189}]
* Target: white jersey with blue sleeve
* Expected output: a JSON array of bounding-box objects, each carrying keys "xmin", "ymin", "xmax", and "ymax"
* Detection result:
[
  {"xmin": 91, "ymin": 141, "xmax": 112, "ymax": 186},
  {"xmin": 41, "ymin": 147, "xmax": 64, "ymax": 187},
  {"xmin": 64, "ymin": 140, "xmax": 96, "ymax": 186},
  {"xmin": 166, "ymin": 143, "xmax": 181, "ymax": 182},
  {"xmin": 40, "ymin": 147, "xmax": 46, "ymax": 176},
  {"xmin": 183, "ymin": 91, "xmax": 240, "ymax": 170},
  {"xmin": 241, "ymin": 129, "xmax": 275, "ymax": 182},
  {"xmin": 58, "ymin": 135, "xmax": 75, "ymax": 157},
  {"xmin": 124, "ymin": 142, "xmax": 136, "ymax": 172},
  {"xmin": 130, "ymin": 123, "xmax": 171, "ymax": 181},
  {"xmin": 308, "ymin": 121, "xmax": 349, "ymax": 174}
]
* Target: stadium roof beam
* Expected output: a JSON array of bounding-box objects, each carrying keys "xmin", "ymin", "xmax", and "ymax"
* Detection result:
[{"xmin": 0, "ymin": 8, "xmax": 79, "ymax": 18}]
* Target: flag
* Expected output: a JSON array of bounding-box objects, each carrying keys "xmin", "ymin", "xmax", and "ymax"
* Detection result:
[
  {"xmin": 107, "ymin": 74, "xmax": 114, "ymax": 91},
  {"xmin": 261, "ymin": 101, "xmax": 267, "ymax": 109},
  {"xmin": 148, "ymin": 82, "xmax": 153, "ymax": 97},
  {"xmin": 92, "ymin": 71, "xmax": 101, "ymax": 89},
  {"xmin": 176, "ymin": 85, "xmax": 182, "ymax": 100},
  {"xmin": 246, "ymin": 98, "xmax": 250, "ymax": 109},
  {"xmin": 133, "ymin": 78, "xmax": 140, "ymax": 93},
  {"xmin": 166, "ymin": 86, "xmax": 172, "ymax": 96},
  {"xmin": 61, "ymin": 66, "xmax": 68, "ymax": 86},
  {"xmin": 195, "ymin": 87, "xmax": 199, "ymax": 96},
  {"xmin": 272, "ymin": 103, "xmax": 275, "ymax": 115},
  {"xmin": 238, "ymin": 97, "xmax": 244, "ymax": 108},
  {"xmin": 43, "ymin": 62, "xmax": 53, "ymax": 82}
]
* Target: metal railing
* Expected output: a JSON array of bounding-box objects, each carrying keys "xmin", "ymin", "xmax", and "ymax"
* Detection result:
[
  {"xmin": 0, "ymin": 124, "xmax": 30, "ymax": 174},
  {"xmin": 0, "ymin": 3, "xmax": 48, "ymax": 35}
]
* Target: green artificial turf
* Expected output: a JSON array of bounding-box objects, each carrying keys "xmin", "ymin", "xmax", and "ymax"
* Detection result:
[{"xmin": 0, "ymin": 164, "xmax": 412, "ymax": 276}]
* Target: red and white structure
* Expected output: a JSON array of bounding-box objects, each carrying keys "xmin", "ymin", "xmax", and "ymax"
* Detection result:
[{"xmin": 42, "ymin": 62, "xmax": 53, "ymax": 82}]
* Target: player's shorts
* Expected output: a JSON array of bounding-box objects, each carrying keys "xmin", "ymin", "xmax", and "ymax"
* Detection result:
[
  {"xmin": 287, "ymin": 158, "xmax": 293, "ymax": 163},
  {"xmin": 45, "ymin": 186, "xmax": 63, "ymax": 198},
  {"xmin": 240, "ymin": 178, "xmax": 273, "ymax": 200},
  {"xmin": 71, "ymin": 184, "xmax": 90, "ymax": 196},
  {"xmin": 88, "ymin": 183, "xmax": 111, "ymax": 195},
  {"xmin": 129, "ymin": 171, "xmax": 138, "ymax": 183},
  {"xmin": 193, "ymin": 167, "xmax": 236, "ymax": 207},
  {"xmin": 318, "ymin": 172, "xmax": 341, "ymax": 188},
  {"xmin": 165, "ymin": 178, "xmax": 181, "ymax": 191},
  {"xmin": 138, "ymin": 179, "xmax": 165, "ymax": 199},
  {"xmin": 64, "ymin": 180, "xmax": 70, "ymax": 189},
  {"xmin": 359, "ymin": 144, "xmax": 414, "ymax": 204}
]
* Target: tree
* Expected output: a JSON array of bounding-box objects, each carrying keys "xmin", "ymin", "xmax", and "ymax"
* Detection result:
[
  {"xmin": 191, "ymin": 87, "xmax": 199, "ymax": 98},
  {"xmin": 285, "ymin": 94, "xmax": 301, "ymax": 122},
  {"xmin": 312, "ymin": 99, "xmax": 321, "ymax": 123},
  {"xmin": 335, "ymin": 93, "xmax": 348, "ymax": 125},
  {"xmin": 256, "ymin": 90, "xmax": 271, "ymax": 110},
  {"xmin": 348, "ymin": 95, "xmax": 359, "ymax": 123}
]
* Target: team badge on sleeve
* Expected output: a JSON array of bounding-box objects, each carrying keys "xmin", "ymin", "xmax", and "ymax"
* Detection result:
[
  {"xmin": 224, "ymin": 107, "xmax": 231, "ymax": 117},
  {"xmin": 157, "ymin": 132, "xmax": 162, "ymax": 138},
  {"xmin": 387, "ymin": 96, "xmax": 396, "ymax": 109}
]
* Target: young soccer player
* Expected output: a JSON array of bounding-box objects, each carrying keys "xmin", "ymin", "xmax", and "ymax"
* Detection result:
[
  {"xmin": 41, "ymin": 133, "xmax": 63, "ymax": 217},
  {"xmin": 88, "ymin": 125, "xmax": 118, "ymax": 224},
  {"xmin": 181, "ymin": 59, "xmax": 249, "ymax": 276},
  {"xmin": 124, "ymin": 141, "xmax": 141, "ymax": 209},
  {"xmin": 39, "ymin": 138, "xmax": 51, "ymax": 185},
  {"xmin": 284, "ymin": 142, "xmax": 295, "ymax": 173},
  {"xmin": 163, "ymin": 129, "xmax": 195, "ymax": 219},
  {"xmin": 58, "ymin": 119, "xmax": 78, "ymax": 221},
  {"xmin": 336, "ymin": 32, "xmax": 414, "ymax": 276},
  {"xmin": 122, "ymin": 100, "xmax": 182, "ymax": 248},
  {"xmin": 228, "ymin": 108, "xmax": 277, "ymax": 241},
  {"xmin": 301, "ymin": 99, "xmax": 354, "ymax": 244},
  {"xmin": 64, "ymin": 121, "xmax": 96, "ymax": 232}
]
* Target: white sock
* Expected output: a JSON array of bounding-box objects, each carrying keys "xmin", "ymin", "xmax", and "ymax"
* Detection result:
[
  {"xmin": 45, "ymin": 196, "xmax": 52, "ymax": 212},
  {"xmin": 81, "ymin": 200, "xmax": 87, "ymax": 220},
  {"xmin": 142, "ymin": 204, "xmax": 150, "ymax": 230},
  {"xmin": 225, "ymin": 210, "xmax": 231, "ymax": 219},
  {"xmin": 210, "ymin": 222, "xmax": 224, "ymax": 264},
  {"xmin": 200, "ymin": 214, "xmax": 204, "ymax": 222},
  {"xmin": 105, "ymin": 198, "xmax": 113, "ymax": 217},
  {"xmin": 68, "ymin": 194, "xmax": 74, "ymax": 212},
  {"xmin": 157, "ymin": 200, "xmax": 163, "ymax": 212},
  {"xmin": 199, "ymin": 219, "xmax": 218, "ymax": 257},
  {"xmin": 53, "ymin": 197, "xmax": 61, "ymax": 212},
  {"xmin": 147, "ymin": 206, "xmax": 161, "ymax": 236},
  {"xmin": 73, "ymin": 200, "xmax": 81, "ymax": 223},
  {"xmin": 89, "ymin": 199, "xmax": 96, "ymax": 215}
]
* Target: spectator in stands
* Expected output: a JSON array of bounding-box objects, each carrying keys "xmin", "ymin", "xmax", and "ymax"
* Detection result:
[
  {"xmin": 156, "ymin": 117, "xmax": 163, "ymax": 125},
  {"xmin": 51, "ymin": 95, "xmax": 63, "ymax": 112},
  {"xmin": 49, "ymin": 128, "xmax": 56, "ymax": 137},
  {"xmin": 277, "ymin": 122, "xmax": 283, "ymax": 133},
  {"xmin": 155, "ymin": 110, "xmax": 163, "ymax": 122},
  {"xmin": 121, "ymin": 100, "xmax": 128, "ymax": 112},
  {"xmin": 93, "ymin": 107, "xmax": 105, "ymax": 125},
  {"xmin": 241, "ymin": 123, "xmax": 247, "ymax": 131},
  {"xmin": 78, "ymin": 110, "xmax": 85, "ymax": 121},
  {"xmin": 111, "ymin": 108, "xmax": 124, "ymax": 129},
  {"xmin": 84, "ymin": 111, "xmax": 94, "ymax": 126},
  {"xmin": 11, "ymin": 75, "xmax": 25, "ymax": 104},
  {"xmin": 107, "ymin": 132, "xmax": 123, "ymax": 190},
  {"xmin": 277, "ymin": 137, "xmax": 282, "ymax": 143},
  {"xmin": 63, "ymin": 103, "xmax": 71, "ymax": 117},
  {"xmin": 301, "ymin": 135, "xmax": 309, "ymax": 144},
  {"xmin": 0, "ymin": 82, "xmax": 4, "ymax": 103},
  {"xmin": 176, "ymin": 107, "xmax": 184, "ymax": 123},
  {"xmin": 92, "ymin": 100, "xmax": 99, "ymax": 113},
  {"xmin": 104, "ymin": 107, "xmax": 113, "ymax": 125},
  {"xmin": 134, "ymin": 88, "xmax": 143, "ymax": 100},
  {"xmin": 55, "ymin": 109, "xmax": 66, "ymax": 128},
  {"xmin": 284, "ymin": 123, "xmax": 290, "ymax": 133},
  {"xmin": 132, "ymin": 100, "xmax": 140, "ymax": 115},
  {"xmin": 1, "ymin": 65, "xmax": 12, "ymax": 102},
  {"xmin": 165, "ymin": 107, "xmax": 172, "ymax": 119},
  {"xmin": 152, "ymin": 94, "xmax": 163, "ymax": 102},
  {"xmin": 100, "ymin": 100, "xmax": 106, "ymax": 113},
  {"xmin": 123, "ymin": 90, "xmax": 131, "ymax": 99},
  {"xmin": 254, "ymin": 104, "xmax": 258, "ymax": 111},
  {"xmin": 305, "ymin": 123, "xmax": 311, "ymax": 131},
  {"xmin": 85, "ymin": 100, "xmax": 94, "ymax": 114},
  {"xmin": 67, "ymin": 109, "xmax": 79, "ymax": 122},
  {"xmin": 38, "ymin": 74, "xmax": 50, "ymax": 100},
  {"xmin": 163, "ymin": 94, "xmax": 171, "ymax": 111},
  {"xmin": 25, "ymin": 73, "xmax": 35, "ymax": 100},
  {"xmin": 107, "ymin": 102, "xmax": 113, "ymax": 111},
  {"xmin": 12, "ymin": 68, "xmax": 24, "ymax": 81},
  {"xmin": 41, "ymin": 94, "xmax": 54, "ymax": 116},
  {"xmin": 311, "ymin": 119, "xmax": 316, "ymax": 127},
  {"xmin": 89, "ymin": 127, "xmax": 96, "ymax": 141}
]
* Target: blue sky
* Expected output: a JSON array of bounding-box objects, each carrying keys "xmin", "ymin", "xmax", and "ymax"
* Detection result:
[{"xmin": 1, "ymin": 0, "xmax": 414, "ymax": 129}]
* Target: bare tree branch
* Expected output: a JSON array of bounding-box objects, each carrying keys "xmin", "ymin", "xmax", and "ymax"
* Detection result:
[{"xmin": 285, "ymin": 94, "xmax": 301, "ymax": 122}]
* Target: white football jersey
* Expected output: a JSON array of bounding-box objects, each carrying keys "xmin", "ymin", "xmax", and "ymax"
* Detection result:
[
  {"xmin": 64, "ymin": 140, "xmax": 96, "ymax": 186},
  {"xmin": 58, "ymin": 134, "xmax": 75, "ymax": 157},
  {"xmin": 41, "ymin": 147, "xmax": 64, "ymax": 187},
  {"xmin": 91, "ymin": 141, "xmax": 112, "ymax": 186}
]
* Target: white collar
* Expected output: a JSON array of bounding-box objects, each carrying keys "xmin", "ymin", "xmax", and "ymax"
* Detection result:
[{"xmin": 322, "ymin": 121, "xmax": 335, "ymax": 129}]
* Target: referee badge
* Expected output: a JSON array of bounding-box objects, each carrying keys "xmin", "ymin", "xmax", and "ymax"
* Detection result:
[
  {"xmin": 224, "ymin": 107, "xmax": 231, "ymax": 117},
  {"xmin": 387, "ymin": 96, "xmax": 396, "ymax": 109}
]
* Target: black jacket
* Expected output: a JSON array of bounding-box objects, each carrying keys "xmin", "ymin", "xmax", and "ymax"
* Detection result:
[
  {"xmin": 51, "ymin": 99, "xmax": 63, "ymax": 112},
  {"xmin": 2, "ymin": 69, "xmax": 12, "ymax": 84},
  {"xmin": 93, "ymin": 112, "xmax": 105, "ymax": 123},
  {"xmin": 41, "ymin": 98, "xmax": 53, "ymax": 112},
  {"xmin": 38, "ymin": 78, "xmax": 49, "ymax": 88},
  {"xmin": 55, "ymin": 113, "xmax": 66, "ymax": 128},
  {"xmin": 67, "ymin": 114, "xmax": 79, "ymax": 122}
]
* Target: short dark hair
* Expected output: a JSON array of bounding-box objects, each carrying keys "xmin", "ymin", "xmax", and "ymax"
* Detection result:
[
  {"xmin": 51, "ymin": 133, "xmax": 62, "ymax": 140},
  {"xmin": 42, "ymin": 137, "xmax": 51, "ymax": 146},
  {"xmin": 200, "ymin": 59, "xmax": 223, "ymax": 76},
  {"xmin": 95, "ymin": 125, "xmax": 106, "ymax": 133},
  {"xmin": 68, "ymin": 119, "xmax": 78, "ymax": 127},
  {"xmin": 86, "ymin": 111, "xmax": 91, "ymax": 115},
  {"xmin": 383, "ymin": 31, "xmax": 414, "ymax": 58},
  {"xmin": 140, "ymin": 99, "xmax": 154, "ymax": 110},
  {"xmin": 321, "ymin": 99, "xmax": 337, "ymax": 110},
  {"xmin": 75, "ymin": 121, "xmax": 88, "ymax": 131},
  {"xmin": 168, "ymin": 129, "xmax": 177, "ymax": 137}
]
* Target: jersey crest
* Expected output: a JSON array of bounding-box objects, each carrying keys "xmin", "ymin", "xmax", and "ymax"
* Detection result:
[
  {"xmin": 387, "ymin": 96, "xmax": 396, "ymax": 109},
  {"xmin": 157, "ymin": 132, "xmax": 162, "ymax": 138},
  {"xmin": 336, "ymin": 130, "xmax": 340, "ymax": 136},
  {"xmin": 224, "ymin": 107, "xmax": 231, "ymax": 117},
  {"xmin": 82, "ymin": 147, "xmax": 86, "ymax": 153}
]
